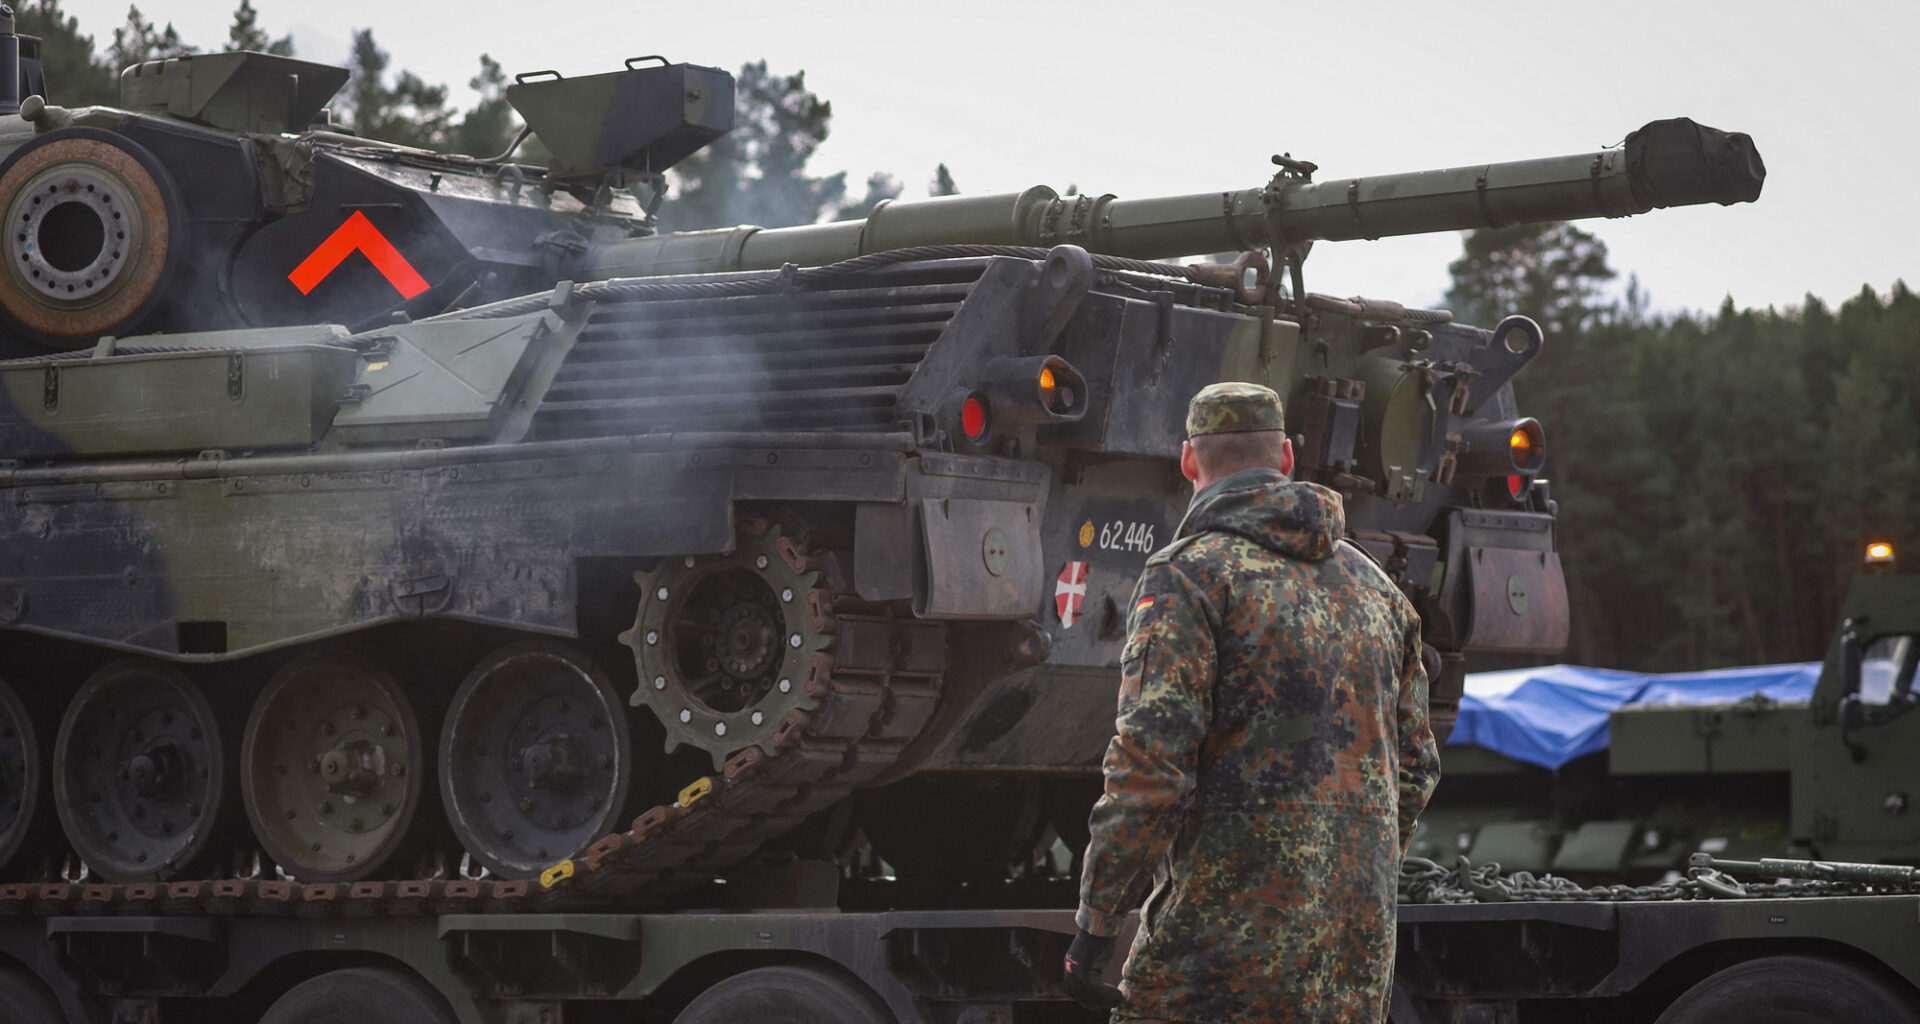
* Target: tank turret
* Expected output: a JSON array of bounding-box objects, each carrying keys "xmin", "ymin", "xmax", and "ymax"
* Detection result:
[{"xmin": 0, "ymin": 52, "xmax": 731, "ymax": 355}]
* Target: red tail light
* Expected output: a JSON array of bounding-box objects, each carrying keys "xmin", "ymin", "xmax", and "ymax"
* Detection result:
[{"xmin": 961, "ymin": 395, "xmax": 988, "ymax": 442}]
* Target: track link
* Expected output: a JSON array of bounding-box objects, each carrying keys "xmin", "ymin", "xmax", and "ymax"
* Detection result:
[{"xmin": 1, "ymin": 566, "xmax": 948, "ymax": 917}]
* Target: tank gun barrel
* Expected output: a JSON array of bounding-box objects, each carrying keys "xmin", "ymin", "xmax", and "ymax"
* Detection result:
[{"xmin": 585, "ymin": 117, "xmax": 1762, "ymax": 281}]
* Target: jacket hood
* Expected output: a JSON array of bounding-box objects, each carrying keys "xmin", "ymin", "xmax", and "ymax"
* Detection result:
[{"xmin": 1177, "ymin": 468, "xmax": 1344, "ymax": 562}]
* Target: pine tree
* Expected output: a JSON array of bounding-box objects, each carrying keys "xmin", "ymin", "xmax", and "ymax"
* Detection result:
[
  {"xmin": 452, "ymin": 55, "xmax": 517, "ymax": 158},
  {"xmin": 106, "ymin": 4, "xmax": 192, "ymax": 73},
  {"xmin": 835, "ymin": 172, "xmax": 901, "ymax": 221},
  {"xmin": 665, "ymin": 61, "xmax": 871, "ymax": 231},
  {"xmin": 227, "ymin": 0, "xmax": 292, "ymax": 55},
  {"xmin": 1444, "ymin": 222, "xmax": 1615, "ymax": 339},
  {"xmin": 346, "ymin": 28, "xmax": 451, "ymax": 150},
  {"xmin": 346, "ymin": 28, "xmax": 388, "ymax": 136},
  {"xmin": 931, "ymin": 163, "xmax": 958, "ymax": 196},
  {"xmin": 14, "ymin": 0, "xmax": 117, "ymax": 106}
]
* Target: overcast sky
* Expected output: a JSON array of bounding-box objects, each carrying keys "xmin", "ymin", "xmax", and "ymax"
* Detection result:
[{"xmin": 56, "ymin": 0, "xmax": 1919, "ymax": 316}]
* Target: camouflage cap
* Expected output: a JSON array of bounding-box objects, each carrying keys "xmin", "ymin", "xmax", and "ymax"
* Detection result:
[{"xmin": 1186, "ymin": 381, "xmax": 1284, "ymax": 437}]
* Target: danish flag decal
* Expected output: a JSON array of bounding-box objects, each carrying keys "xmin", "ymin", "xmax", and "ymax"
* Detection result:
[
  {"xmin": 1055, "ymin": 561, "xmax": 1090, "ymax": 628},
  {"xmin": 287, "ymin": 211, "xmax": 430, "ymax": 299}
]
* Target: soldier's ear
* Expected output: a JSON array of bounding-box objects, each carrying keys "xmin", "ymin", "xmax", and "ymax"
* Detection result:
[
  {"xmin": 1180, "ymin": 441, "xmax": 1202, "ymax": 485},
  {"xmin": 1280, "ymin": 437, "xmax": 1295, "ymax": 478}
]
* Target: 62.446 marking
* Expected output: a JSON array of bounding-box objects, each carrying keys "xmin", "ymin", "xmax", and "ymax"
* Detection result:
[{"xmin": 1095, "ymin": 519, "xmax": 1156, "ymax": 554}]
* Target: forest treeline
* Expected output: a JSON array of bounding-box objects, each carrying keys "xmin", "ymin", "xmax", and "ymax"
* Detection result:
[
  {"xmin": 15, "ymin": 3, "xmax": 1914, "ymax": 674},
  {"xmin": 1448, "ymin": 224, "xmax": 1918, "ymax": 672}
]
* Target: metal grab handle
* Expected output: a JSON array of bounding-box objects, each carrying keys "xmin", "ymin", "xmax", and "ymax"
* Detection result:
[
  {"xmin": 625, "ymin": 55, "xmax": 670, "ymax": 70},
  {"xmin": 514, "ymin": 69, "xmax": 562, "ymax": 84}
]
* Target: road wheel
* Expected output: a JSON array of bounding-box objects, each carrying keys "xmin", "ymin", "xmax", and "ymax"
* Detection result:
[
  {"xmin": 673, "ymin": 964, "xmax": 894, "ymax": 1024},
  {"xmin": 0, "ymin": 679, "xmax": 52, "ymax": 875},
  {"xmin": 1654, "ymin": 954, "xmax": 1920, "ymax": 1024},
  {"xmin": 53, "ymin": 661, "xmax": 228, "ymax": 881},
  {"xmin": 0, "ymin": 965, "xmax": 61, "ymax": 1024},
  {"xmin": 241, "ymin": 655, "xmax": 428, "ymax": 882},
  {"xmin": 440, "ymin": 641, "xmax": 634, "ymax": 878},
  {"xmin": 259, "ymin": 967, "xmax": 454, "ymax": 1024}
]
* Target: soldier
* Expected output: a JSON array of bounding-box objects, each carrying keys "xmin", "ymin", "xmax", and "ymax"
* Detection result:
[{"xmin": 1063, "ymin": 381, "xmax": 1441, "ymax": 1023}]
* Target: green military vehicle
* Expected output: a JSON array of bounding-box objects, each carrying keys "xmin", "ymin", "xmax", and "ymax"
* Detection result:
[
  {"xmin": 1393, "ymin": 554, "xmax": 1920, "ymax": 1024},
  {"xmin": 2, "ymin": 20, "xmax": 1889, "ymax": 1024},
  {"xmin": 1411, "ymin": 545, "xmax": 1920, "ymax": 883},
  {"xmin": 0, "ymin": 35, "xmax": 1752, "ymax": 892}
]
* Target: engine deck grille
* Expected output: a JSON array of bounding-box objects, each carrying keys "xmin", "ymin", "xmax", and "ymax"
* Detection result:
[{"xmin": 527, "ymin": 261, "xmax": 987, "ymax": 441}]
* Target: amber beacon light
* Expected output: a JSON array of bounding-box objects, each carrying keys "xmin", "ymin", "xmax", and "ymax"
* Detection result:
[
  {"xmin": 1457, "ymin": 417, "xmax": 1546, "ymax": 501},
  {"xmin": 1036, "ymin": 361, "xmax": 1081, "ymax": 416},
  {"xmin": 1507, "ymin": 420, "xmax": 1545, "ymax": 498}
]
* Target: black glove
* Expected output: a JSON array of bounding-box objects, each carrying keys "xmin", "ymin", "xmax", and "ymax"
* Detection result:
[{"xmin": 1063, "ymin": 928, "xmax": 1123, "ymax": 1011}]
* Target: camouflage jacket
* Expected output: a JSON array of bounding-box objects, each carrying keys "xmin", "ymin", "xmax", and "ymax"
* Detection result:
[{"xmin": 1077, "ymin": 468, "xmax": 1441, "ymax": 1024}]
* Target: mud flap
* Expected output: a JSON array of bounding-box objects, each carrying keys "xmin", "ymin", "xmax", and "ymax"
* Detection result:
[
  {"xmin": 914, "ymin": 498, "xmax": 1043, "ymax": 619},
  {"xmin": 1464, "ymin": 546, "xmax": 1568, "ymax": 653}
]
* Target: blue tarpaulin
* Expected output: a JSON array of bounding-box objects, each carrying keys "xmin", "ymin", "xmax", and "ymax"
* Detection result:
[{"xmin": 1449, "ymin": 662, "xmax": 1821, "ymax": 769}]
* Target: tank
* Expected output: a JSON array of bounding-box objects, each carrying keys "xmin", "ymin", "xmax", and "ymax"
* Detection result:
[
  {"xmin": 0, "ymin": 41, "xmax": 1764, "ymax": 889},
  {"xmin": 1414, "ymin": 549, "xmax": 1920, "ymax": 882}
]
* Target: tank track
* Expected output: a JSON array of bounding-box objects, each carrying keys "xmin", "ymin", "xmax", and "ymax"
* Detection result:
[{"xmin": 0, "ymin": 582, "xmax": 948, "ymax": 916}]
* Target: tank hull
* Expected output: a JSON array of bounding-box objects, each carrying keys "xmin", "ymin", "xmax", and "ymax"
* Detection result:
[{"xmin": 0, "ymin": 250, "xmax": 1561, "ymax": 885}]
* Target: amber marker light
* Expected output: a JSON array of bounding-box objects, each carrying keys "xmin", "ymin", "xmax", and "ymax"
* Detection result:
[
  {"xmin": 1505, "ymin": 420, "xmax": 1545, "ymax": 499},
  {"xmin": 1508, "ymin": 426, "xmax": 1529, "ymax": 499},
  {"xmin": 1508, "ymin": 420, "xmax": 1545, "ymax": 469},
  {"xmin": 1037, "ymin": 365, "xmax": 1058, "ymax": 413},
  {"xmin": 1866, "ymin": 542, "xmax": 1895, "ymax": 564},
  {"xmin": 1037, "ymin": 358, "xmax": 1078, "ymax": 415}
]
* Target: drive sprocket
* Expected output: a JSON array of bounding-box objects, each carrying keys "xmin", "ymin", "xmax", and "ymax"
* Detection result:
[{"xmin": 622, "ymin": 524, "xmax": 833, "ymax": 769}]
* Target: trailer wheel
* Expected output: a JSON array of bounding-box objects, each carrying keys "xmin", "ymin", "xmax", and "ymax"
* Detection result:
[
  {"xmin": 674, "ymin": 964, "xmax": 894, "ymax": 1024},
  {"xmin": 0, "ymin": 966, "xmax": 62, "ymax": 1024},
  {"xmin": 259, "ymin": 967, "xmax": 454, "ymax": 1024},
  {"xmin": 1655, "ymin": 955, "xmax": 1920, "ymax": 1024}
]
